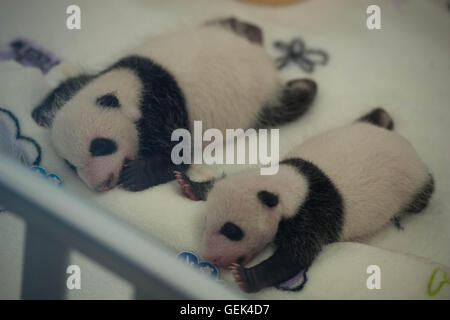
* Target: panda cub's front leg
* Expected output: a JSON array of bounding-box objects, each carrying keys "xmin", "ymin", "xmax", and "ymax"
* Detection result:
[
  {"xmin": 119, "ymin": 155, "xmax": 185, "ymax": 191},
  {"xmin": 230, "ymin": 247, "xmax": 306, "ymax": 293}
]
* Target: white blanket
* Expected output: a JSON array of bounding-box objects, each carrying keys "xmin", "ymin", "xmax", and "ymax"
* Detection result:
[{"xmin": 0, "ymin": 0, "xmax": 449, "ymax": 299}]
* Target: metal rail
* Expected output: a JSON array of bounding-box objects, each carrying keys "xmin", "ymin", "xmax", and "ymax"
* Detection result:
[{"xmin": 0, "ymin": 154, "xmax": 243, "ymax": 299}]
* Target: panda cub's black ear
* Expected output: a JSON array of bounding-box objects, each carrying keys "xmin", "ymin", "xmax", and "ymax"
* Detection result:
[
  {"xmin": 257, "ymin": 190, "xmax": 279, "ymax": 208},
  {"xmin": 31, "ymin": 74, "xmax": 94, "ymax": 127}
]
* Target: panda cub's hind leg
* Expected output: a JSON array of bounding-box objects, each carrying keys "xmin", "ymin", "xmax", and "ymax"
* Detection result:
[
  {"xmin": 256, "ymin": 79, "xmax": 317, "ymax": 128},
  {"xmin": 391, "ymin": 175, "xmax": 434, "ymax": 229}
]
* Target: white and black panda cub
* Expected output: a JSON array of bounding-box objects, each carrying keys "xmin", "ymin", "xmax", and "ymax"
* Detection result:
[
  {"xmin": 175, "ymin": 108, "xmax": 434, "ymax": 293},
  {"xmin": 31, "ymin": 18, "xmax": 317, "ymax": 192}
]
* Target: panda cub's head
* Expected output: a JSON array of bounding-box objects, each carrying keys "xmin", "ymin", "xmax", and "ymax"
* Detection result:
[
  {"xmin": 48, "ymin": 69, "xmax": 143, "ymax": 191},
  {"xmin": 201, "ymin": 167, "xmax": 307, "ymax": 267}
]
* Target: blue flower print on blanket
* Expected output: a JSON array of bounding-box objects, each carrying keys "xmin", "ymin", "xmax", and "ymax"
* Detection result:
[
  {"xmin": 31, "ymin": 166, "xmax": 62, "ymax": 187},
  {"xmin": 177, "ymin": 251, "xmax": 219, "ymax": 280}
]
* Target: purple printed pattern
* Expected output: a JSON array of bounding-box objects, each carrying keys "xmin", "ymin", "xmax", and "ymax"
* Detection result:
[
  {"xmin": 0, "ymin": 49, "xmax": 14, "ymax": 60},
  {"xmin": 0, "ymin": 39, "xmax": 60, "ymax": 74},
  {"xmin": 276, "ymin": 268, "xmax": 308, "ymax": 292}
]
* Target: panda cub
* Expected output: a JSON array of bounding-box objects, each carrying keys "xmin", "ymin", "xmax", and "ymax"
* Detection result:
[
  {"xmin": 31, "ymin": 18, "xmax": 317, "ymax": 192},
  {"xmin": 175, "ymin": 108, "xmax": 434, "ymax": 293}
]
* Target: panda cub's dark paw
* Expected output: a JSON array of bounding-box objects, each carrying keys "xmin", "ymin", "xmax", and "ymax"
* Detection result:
[
  {"xmin": 119, "ymin": 156, "xmax": 175, "ymax": 191},
  {"xmin": 230, "ymin": 263, "xmax": 253, "ymax": 293},
  {"xmin": 119, "ymin": 158, "xmax": 152, "ymax": 192}
]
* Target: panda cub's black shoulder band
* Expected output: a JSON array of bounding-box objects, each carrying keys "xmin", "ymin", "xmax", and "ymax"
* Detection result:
[{"xmin": 278, "ymin": 158, "xmax": 344, "ymax": 247}]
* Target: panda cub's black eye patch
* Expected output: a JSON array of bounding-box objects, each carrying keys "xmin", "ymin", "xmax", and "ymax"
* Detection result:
[
  {"xmin": 96, "ymin": 93, "xmax": 120, "ymax": 108},
  {"xmin": 220, "ymin": 222, "xmax": 244, "ymax": 241}
]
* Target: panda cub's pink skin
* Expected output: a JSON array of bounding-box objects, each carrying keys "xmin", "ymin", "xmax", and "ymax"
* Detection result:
[{"xmin": 176, "ymin": 108, "xmax": 434, "ymax": 293}]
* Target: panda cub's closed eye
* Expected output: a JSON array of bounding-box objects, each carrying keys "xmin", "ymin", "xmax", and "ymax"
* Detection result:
[
  {"xmin": 64, "ymin": 159, "xmax": 77, "ymax": 173},
  {"xmin": 220, "ymin": 222, "xmax": 244, "ymax": 241},
  {"xmin": 257, "ymin": 190, "xmax": 279, "ymax": 208},
  {"xmin": 96, "ymin": 93, "xmax": 120, "ymax": 108},
  {"xmin": 90, "ymin": 138, "xmax": 117, "ymax": 157}
]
